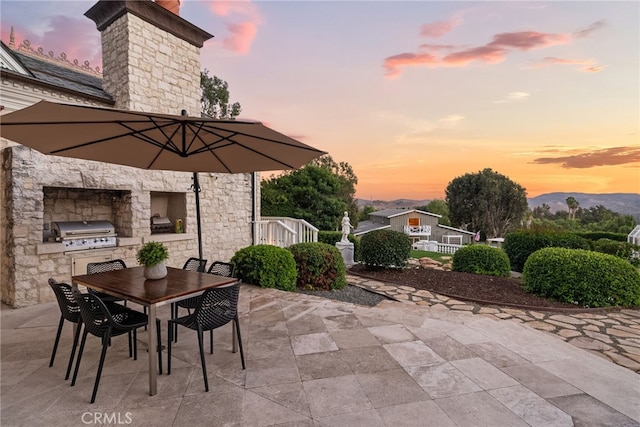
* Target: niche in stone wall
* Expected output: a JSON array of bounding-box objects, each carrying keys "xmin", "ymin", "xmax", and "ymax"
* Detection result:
[
  {"xmin": 150, "ymin": 192, "xmax": 187, "ymax": 234},
  {"xmin": 43, "ymin": 187, "xmax": 132, "ymax": 240}
]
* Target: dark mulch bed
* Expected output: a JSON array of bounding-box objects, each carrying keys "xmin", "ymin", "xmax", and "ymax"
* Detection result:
[{"xmin": 349, "ymin": 264, "xmax": 585, "ymax": 310}]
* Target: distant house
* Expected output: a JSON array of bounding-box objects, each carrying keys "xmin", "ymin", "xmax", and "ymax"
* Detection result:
[{"xmin": 353, "ymin": 208, "xmax": 475, "ymax": 246}]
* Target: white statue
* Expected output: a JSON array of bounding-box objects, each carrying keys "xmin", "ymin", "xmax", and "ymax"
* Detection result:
[{"xmin": 340, "ymin": 211, "xmax": 353, "ymax": 243}]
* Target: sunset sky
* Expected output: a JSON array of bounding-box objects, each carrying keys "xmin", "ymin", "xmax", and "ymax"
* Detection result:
[{"xmin": 1, "ymin": 1, "xmax": 638, "ymax": 200}]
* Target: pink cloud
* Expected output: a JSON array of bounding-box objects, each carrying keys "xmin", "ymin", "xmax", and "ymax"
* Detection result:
[
  {"xmin": 222, "ymin": 21, "xmax": 258, "ymax": 55},
  {"xmin": 529, "ymin": 56, "xmax": 605, "ymax": 73},
  {"xmin": 384, "ymin": 22, "xmax": 603, "ymax": 77},
  {"xmin": 384, "ymin": 52, "xmax": 439, "ymax": 77},
  {"xmin": 208, "ymin": 0, "xmax": 263, "ymax": 54},
  {"xmin": 420, "ymin": 15, "xmax": 463, "ymax": 38},
  {"xmin": 533, "ymin": 146, "xmax": 640, "ymax": 168}
]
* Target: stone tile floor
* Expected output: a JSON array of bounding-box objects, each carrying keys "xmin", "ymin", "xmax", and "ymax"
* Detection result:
[
  {"xmin": 2, "ymin": 284, "xmax": 639, "ymax": 426},
  {"xmin": 348, "ymin": 274, "xmax": 640, "ymax": 373}
]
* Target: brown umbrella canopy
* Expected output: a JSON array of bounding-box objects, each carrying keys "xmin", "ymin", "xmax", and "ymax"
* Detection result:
[
  {"xmin": 1, "ymin": 100, "xmax": 325, "ymax": 259},
  {"xmin": 0, "ymin": 101, "xmax": 325, "ymax": 173}
]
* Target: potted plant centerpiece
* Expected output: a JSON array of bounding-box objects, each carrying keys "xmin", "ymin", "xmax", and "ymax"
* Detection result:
[{"xmin": 137, "ymin": 241, "xmax": 169, "ymax": 280}]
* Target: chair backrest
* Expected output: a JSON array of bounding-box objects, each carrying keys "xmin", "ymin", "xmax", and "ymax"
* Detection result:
[
  {"xmin": 207, "ymin": 261, "xmax": 234, "ymax": 278},
  {"xmin": 73, "ymin": 291, "xmax": 115, "ymax": 338},
  {"xmin": 48, "ymin": 278, "xmax": 80, "ymax": 323},
  {"xmin": 194, "ymin": 284, "xmax": 240, "ymax": 330},
  {"xmin": 183, "ymin": 257, "xmax": 207, "ymax": 273},
  {"xmin": 87, "ymin": 259, "xmax": 127, "ymax": 274}
]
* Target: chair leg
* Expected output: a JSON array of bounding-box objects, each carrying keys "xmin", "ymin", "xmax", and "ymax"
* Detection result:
[
  {"xmin": 65, "ymin": 320, "xmax": 83, "ymax": 380},
  {"xmin": 210, "ymin": 329, "xmax": 213, "ymax": 354},
  {"xmin": 156, "ymin": 319, "xmax": 162, "ymax": 375},
  {"xmin": 167, "ymin": 320, "xmax": 173, "ymax": 375},
  {"xmin": 91, "ymin": 329, "xmax": 111, "ymax": 404},
  {"xmin": 133, "ymin": 329, "xmax": 137, "ymax": 360},
  {"xmin": 234, "ymin": 316, "xmax": 246, "ymax": 370},
  {"xmin": 197, "ymin": 327, "xmax": 209, "ymax": 392},
  {"xmin": 71, "ymin": 329, "xmax": 89, "ymax": 387},
  {"xmin": 49, "ymin": 315, "xmax": 65, "ymax": 367}
]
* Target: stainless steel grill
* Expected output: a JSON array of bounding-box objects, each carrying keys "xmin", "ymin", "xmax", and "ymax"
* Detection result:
[{"xmin": 51, "ymin": 220, "xmax": 117, "ymax": 252}]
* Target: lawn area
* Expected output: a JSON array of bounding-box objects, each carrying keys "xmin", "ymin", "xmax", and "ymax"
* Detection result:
[{"xmin": 410, "ymin": 250, "xmax": 452, "ymax": 263}]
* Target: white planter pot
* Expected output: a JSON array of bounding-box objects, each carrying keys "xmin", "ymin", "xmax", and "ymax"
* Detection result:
[{"xmin": 144, "ymin": 261, "xmax": 167, "ymax": 280}]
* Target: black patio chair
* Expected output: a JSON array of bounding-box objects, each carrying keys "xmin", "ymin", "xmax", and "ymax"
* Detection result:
[
  {"xmin": 86, "ymin": 259, "xmax": 128, "ymax": 307},
  {"xmin": 48, "ymin": 278, "xmax": 128, "ymax": 381},
  {"xmin": 170, "ymin": 257, "xmax": 208, "ymax": 341},
  {"xmin": 70, "ymin": 291, "xmax": 162, "ymax": 403},
  {"xmin": 172, "ymin": 261, "xmax": 232, "ymax": 343},
  {"xmin": 167, "ymin": 283, "xmax": 245, "ymax": 392}
]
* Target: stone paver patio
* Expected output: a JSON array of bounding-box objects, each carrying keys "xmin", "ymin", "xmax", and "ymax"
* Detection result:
[{"xmin": 2, "ymin": 284, "xmax": 639, "ymax": 426}]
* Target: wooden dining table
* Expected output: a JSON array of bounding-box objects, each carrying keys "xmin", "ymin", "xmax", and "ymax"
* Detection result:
[{"xmin": 72, "ymin": 266, "xmax": 237, "ymax": 396}]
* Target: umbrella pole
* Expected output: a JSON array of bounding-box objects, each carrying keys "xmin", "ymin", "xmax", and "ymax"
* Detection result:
[{"xmin": 193, "ymin": 172, "xmax": 204, "ymax": 261}]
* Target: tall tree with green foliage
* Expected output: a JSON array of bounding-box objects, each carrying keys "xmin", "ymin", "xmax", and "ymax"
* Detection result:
[
  {"xmin": 445, "ymin": 168, "xmax": 528, "ymax": 238},
  {"xmin": 200, "ymin": 69, "xmax": 242, "ymax": 119},
  {"xmin": 416, "ymin": 199, "xmax": 451, "ymax": 226},
  {"xmin": 261, "ymin": 155, "xmax": 358, "ymax": 231},
  {"xmin": 566, "ymin": 196, "xmax": 580, "ymax": 220}
]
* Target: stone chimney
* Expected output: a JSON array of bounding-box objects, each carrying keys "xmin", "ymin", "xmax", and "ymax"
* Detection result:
[{"xmin": 84, "ymin": 0, "xmax": 212, "ymax": 115}]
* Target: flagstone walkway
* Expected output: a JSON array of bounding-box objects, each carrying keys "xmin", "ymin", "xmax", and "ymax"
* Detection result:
[{"xmin": 348, "ymin": 275, "xmax": 640, "ymax": 373}]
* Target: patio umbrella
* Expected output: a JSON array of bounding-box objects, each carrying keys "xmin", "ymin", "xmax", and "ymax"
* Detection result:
[{"xmin": 1, "ymin": 100, "xmax": 325, "ymax": 259}]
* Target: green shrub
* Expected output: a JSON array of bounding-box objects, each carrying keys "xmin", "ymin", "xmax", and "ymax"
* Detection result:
[
  {"xmin": 591, "ymin": 238, "xmax": 639, "ymax": 262},
  {"xmin": 318, "ymin": 230, "xmax": 361, "ymax": 261},
  {"xmin": 360, "ymin": 229, "xmax": 411, "ymax": 269},
  {"xmin": 231, "ymin": 245, "xmax": 297, "ymax": 291},
  {"xmin": 452, "ymin": 245, "xmax": 511, "ymax": 277},
  {"xmin": 503, "ymin": 230, "xmax": 590, "ymax": 273},
  {"xmin": 523, "ymin": 247, "xmax": 640, "ymax": 308},
  {"xmin": 288, "ymin": 242, "xmax": 346, "ymax": 291},
  {"xmin": 575, "ymin": 232, "xmax": 627, "ymax": 242}
]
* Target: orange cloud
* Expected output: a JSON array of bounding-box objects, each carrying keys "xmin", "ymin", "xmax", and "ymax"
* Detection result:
[
  {"xmin": 208, "ymin": 0, "xmax": 263, "ymax": 54},
  {"xmin": 385, "ymin": 20, "xmax": 603, "ymax": 77},
  {"xmin": 533, "ymin": 146, "xmax": 640, "ymax": 168},
  {"xmin": 384, "ymin": 52, "xmax": 439, "ymax": 77},
  {"xmin": 529, "ymin": 56, "xmax": 604, "ymax": 73}
]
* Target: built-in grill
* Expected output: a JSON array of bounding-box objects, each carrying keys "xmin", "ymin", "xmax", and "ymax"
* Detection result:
[{"xmin": 51, "ymin": 220, "xmax": 117, "ymax": 252}]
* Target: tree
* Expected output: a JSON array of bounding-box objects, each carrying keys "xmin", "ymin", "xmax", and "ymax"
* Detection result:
[
  {"xmin": 566, "ymin": 196, "xmax": 579, "ymax": 220},
  {"xmin": 200, "ymin": 69, "xmax": 242, "ymax": 119},
  {"xmin": 359, "ymin": 205, "xmax": 375, "ymax": 221},
  {"xmin": 416, "ymin": 199, "xmax": 451, "ymax": 226},
  {"xmin": 261, "ymin": 155, "xmax": 359, "ymax": 231},
  {"xmin": 532, "ymin": 203, "xmax": 552, "ymax": 219},
  {"xmin": 445, "ymin": 168, "xmax": 528, "ymax": 238}
]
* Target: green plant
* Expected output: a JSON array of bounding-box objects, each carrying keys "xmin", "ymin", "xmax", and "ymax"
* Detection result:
[
  {"xmin": 231, "ymin": 245, "xmax": 297, "ymax": 291},
  {"xmin": 288, "ymin": 242, "xmax": 346, "ymax": 291},
  {"xmin": 318, "ymin": 230, "xmax": 361, "ymax": 261},
  {"xmin": 360, "ymin": 229, "xmax": 411, "ymax": 269},
  {"xmin": 452, "ymin": 245, "xmax": 510, "ymax": 277},
  {"xmin": 136, "ymin": 241, "xmax": 169, "ymax": 266},
  {"xmin": 591, "ymin": 238, "xmax": 639, "ymax": 263},
  {"xmin": 410, "ymin": 250, "xmax": 452, "ymax": 264},
  {"xmin": 503, "ymin": 230, "xmax": 590, "ymax": 272},
  {"xmin": 523, "ymin": 247, "xmax": 640, "ymax": 308}
]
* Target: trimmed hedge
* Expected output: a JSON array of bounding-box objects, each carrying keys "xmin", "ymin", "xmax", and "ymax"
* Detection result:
[
  {"xmin": 575, "ymin": 232, "xmax": 627, "ymax": 242},
  {"xmin": 360, "ymin": 229, "xmax": 411, "ymax": 269},
  {"xmin": 452, "ymin": 245, "xmax": 511, "ymax": 277},
  {"xmin": 318, "ymin": 230, "xmax": 361, "ymax": 261},
  {"xmin": 231, "ymin": 245, "xmax": 297, "ymax": 291},
  {"xmin": 503, "ymin": 230, "xmax": 590, "ymax": 272},
  {"xmin": 289, "ymin": 242, "xmax": 346, "ymax": 291},
  {"xmin": 591, "ymin": 238, "xmax": 639, "ymax": 263},
  {"xmin": 523, "ymin": 247, "xmax": 640, "ymax": 308}
]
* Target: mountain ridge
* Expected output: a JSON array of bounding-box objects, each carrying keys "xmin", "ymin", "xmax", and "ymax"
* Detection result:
[{"xmin": 357, "ymin": 192, "xmax": 640, "ymax": 217}]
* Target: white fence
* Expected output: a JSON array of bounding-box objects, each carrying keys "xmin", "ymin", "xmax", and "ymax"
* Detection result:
[
  {"xmin": 412, "ymin": 240, "xmax": 462, "ymax": 254},
  {"xmin": 255, "ymin": 217, "xmax": 318, "ymax": 248}
]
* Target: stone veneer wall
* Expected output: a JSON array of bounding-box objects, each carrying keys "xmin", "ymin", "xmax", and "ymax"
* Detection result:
[{"xmin": 1, "ymin": 4, "xmax": 255, "ymax": 307}]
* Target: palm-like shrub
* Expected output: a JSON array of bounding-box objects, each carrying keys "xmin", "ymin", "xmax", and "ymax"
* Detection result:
[
  {"xmin": 452, "ymin": 245, "xmax": 510, "ymax": 277},
  {"xmin": 523, "ymin": 247, "xmax": 640, "ymax": 308},
  {"xmin": 231, "ymin": 245, "xmax": 297, "ymax": 291},
  {"xmin": 360, "ymin": 229, "xmax": 411, "ymax": 269},
  {"xmin": 289, "ymin": 242, "xmax": 346, "ymax": 291}
]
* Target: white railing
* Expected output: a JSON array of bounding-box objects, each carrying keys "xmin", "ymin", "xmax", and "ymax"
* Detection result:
[
  {"xmin": 413, "ymin": 240, "xmax": 462, "ymax": 254},
  {"xmin": 255, "ymin": 217, "xmax": 319, "ymax": 248}
]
